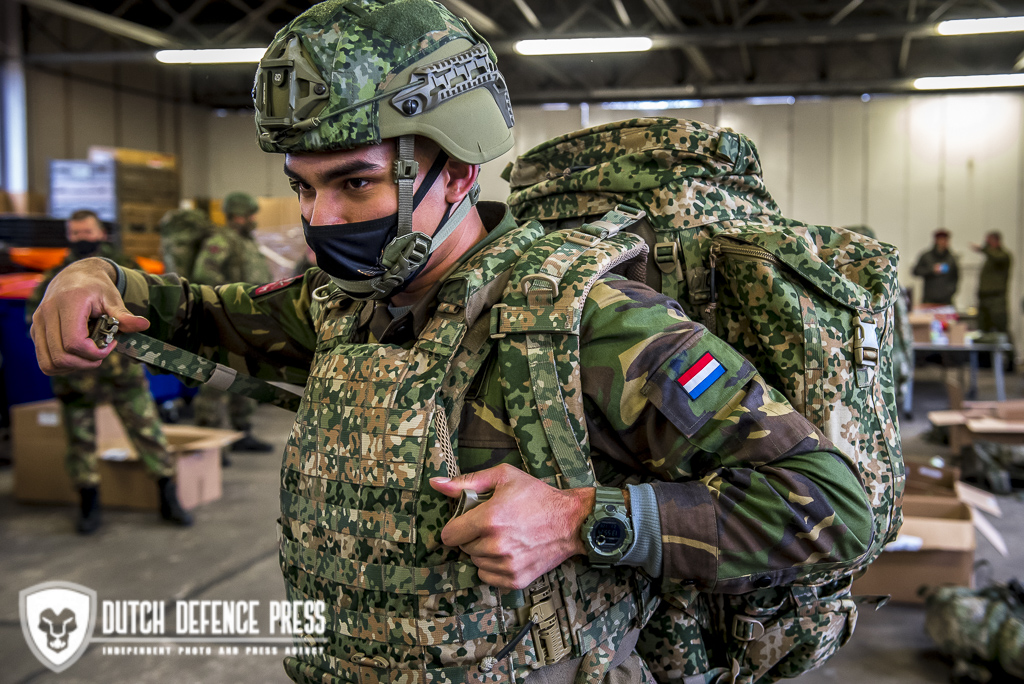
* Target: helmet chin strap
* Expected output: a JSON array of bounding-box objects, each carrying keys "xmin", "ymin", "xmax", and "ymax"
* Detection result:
[{"xmin": 329, "ymin": 135, "xmax": 481, "ymax": 300}]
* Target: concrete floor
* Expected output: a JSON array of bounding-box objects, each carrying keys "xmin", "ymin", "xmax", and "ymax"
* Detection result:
[{"xmin": 2, "ymin": 369, "xmax": 1022, "ymax": 684}]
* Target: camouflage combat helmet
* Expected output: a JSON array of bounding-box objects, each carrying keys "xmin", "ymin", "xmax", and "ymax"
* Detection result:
[
  {"xmin": 252, "ymin": 0, "xmax": 516, "ymax": 298},
  {"xmin": 222, "ymin": 191, "xmax": 258, "ymax": 218},
  {"xmin": 253, "ymin": 0, "xmax": 513, "ymax": 161},
  {"xmin": 252, "ymin": 0, "xmax": 516, "ymax": 300}
]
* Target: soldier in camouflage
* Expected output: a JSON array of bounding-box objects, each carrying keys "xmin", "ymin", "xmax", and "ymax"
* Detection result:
[
  {"xmin": 190, "ymin": 191, "xmax": 275, "ymax": 452},
  {"xmin": 27, "ymin": 210, "xmax": 192, "ymax": 534},
  {"xmin": 972, "ymin": 231, "xmax": 1012, "ymax": 334},
  {"xmin": 28, "ymin": 3, "xmax": 873, "ymax": 683}
]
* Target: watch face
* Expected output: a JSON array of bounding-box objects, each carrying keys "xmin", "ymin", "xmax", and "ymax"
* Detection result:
[{"xmin": 590, "ymin": 518, "xmax": 627, "ymax": 553}]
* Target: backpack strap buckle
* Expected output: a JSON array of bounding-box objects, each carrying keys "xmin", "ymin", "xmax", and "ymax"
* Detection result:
[
  {"xmin": 654, "ymin": 241, "xmax": 679, "ymax": 274},
  {"xmin": 521, "ymin": 273, "xmax": 560, "ymax": 308},
  {"xmin": 854, "ymin": 316, "xmax": 879, "ymax": 367},
  {"xmin": 731, "ymin": 615, "xmax": 765, "ymax": 642}
]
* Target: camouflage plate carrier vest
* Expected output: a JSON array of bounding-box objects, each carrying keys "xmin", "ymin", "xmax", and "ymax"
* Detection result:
[
  {"xmin": 281, "ymin": 212, "xmax": 657, "ymax": 684},
  {"xmin": 503, "ymin": 118, "xmax": 905, "ymax": 684}
]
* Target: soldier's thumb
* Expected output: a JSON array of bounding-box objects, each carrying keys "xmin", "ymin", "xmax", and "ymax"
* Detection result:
[
  {"xmin": 106, "ymin": 301, "xmax": 151, "ymax": 333},
  {"xmin": 429, "ymin": 468, "xmax": 502, "ymax": 499}
]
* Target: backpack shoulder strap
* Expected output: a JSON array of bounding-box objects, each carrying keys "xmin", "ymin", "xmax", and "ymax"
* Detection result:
[{"xmin": 493, "ymin": 206, "xmax": 648, "ymax": 489}]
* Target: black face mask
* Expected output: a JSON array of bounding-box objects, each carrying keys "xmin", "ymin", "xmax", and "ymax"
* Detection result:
[
  {"xmin": 69, "ymin": 240, "xmax": 103, "ymax": 258},
  {"xmin": 302, "ymin": 152, "xmax": 449, "ymax": 289}
]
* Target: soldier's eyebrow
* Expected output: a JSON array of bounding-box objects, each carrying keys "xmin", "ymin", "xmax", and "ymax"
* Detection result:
[{"xmin": 283, "ymin": 160, "xmax": 384, "ymax": 186}]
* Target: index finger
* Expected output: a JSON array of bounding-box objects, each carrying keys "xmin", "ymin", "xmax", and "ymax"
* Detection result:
[{"xmin": 58, "ymin": 300, "xmax": 113, "ymax": 362}]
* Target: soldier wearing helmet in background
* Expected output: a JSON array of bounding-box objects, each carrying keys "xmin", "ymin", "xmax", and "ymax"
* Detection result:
[
  {"xmin": 29, "ymin": 2, "xmax": 873, "ymax": 683},
  {"xmin": 190, "ymin": 191, "xmax": 275, "ymax": 452}
]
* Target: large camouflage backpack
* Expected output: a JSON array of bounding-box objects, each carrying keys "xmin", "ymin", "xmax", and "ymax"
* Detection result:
[
  {"xmin": 502, "ymin": 117, "xmax": 905, "ymax": 683},
  {"xmin": 159, "ymin": 208, "xmax": 214, "ymax": 278},
  {"xmin": 925, "ymin": 579, "xmax": 1024, "ymax": 683}
]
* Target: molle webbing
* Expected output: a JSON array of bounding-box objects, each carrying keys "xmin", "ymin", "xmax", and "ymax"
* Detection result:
[
  {"xmin": 493, "ymin": 207, "xmax": 648, "ymax": 489},
  {"xmin": 281, "ymin": 218, "xmax": 654, "ymax": 684}
]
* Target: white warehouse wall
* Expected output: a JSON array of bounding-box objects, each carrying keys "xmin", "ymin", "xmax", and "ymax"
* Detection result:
[{"xmin": 23, "ymin": 74, "xmax": 1024, "ymax": 348}]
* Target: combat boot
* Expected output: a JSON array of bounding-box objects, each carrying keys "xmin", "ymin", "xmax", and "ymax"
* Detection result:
[
  {"xmin": 77, "ymin": 486, "xmax": 102, "ymax": 534},
  {"xmin": 157, "ymin": 477, "xmax": 194, "ymax": 526},
  {"xmin": 232, "ymin": 432, "xmax": 274, "ymax": 452}
]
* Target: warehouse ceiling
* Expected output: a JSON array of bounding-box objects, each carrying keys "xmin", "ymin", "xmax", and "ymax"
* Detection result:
[{"xmin": 14, "ymin": 0, "xmax": 1024, "ymax": 109}]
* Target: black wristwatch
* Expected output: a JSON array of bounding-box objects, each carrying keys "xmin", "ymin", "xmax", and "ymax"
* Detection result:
[{"xmin": 580, "ymin": 487, "xmax": 634, "ymax": 568}]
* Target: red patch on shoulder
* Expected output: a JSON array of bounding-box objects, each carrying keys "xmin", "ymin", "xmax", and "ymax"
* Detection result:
[
  {"xmin": 206, "ymin": 245, "xmax": 221, "ymax": 254},
  {"xmin": 253, "ymin": 274, "xmax": 303, "ymax": 297}
]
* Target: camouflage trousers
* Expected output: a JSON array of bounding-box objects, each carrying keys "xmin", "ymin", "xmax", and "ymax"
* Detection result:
[
  {"xmin": 978, "ymin": 295, "xmax": 1008, "ymax": 333},
  {"xmin": 193, "ymin": 384, "xmax": 256, "ymax": 431},
  {"xmin": 52, "ymin": 354, "xmax": 174, "ymax": 488}
]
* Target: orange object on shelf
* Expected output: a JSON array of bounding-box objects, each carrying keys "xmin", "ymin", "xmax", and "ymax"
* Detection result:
[
  {"xmin": 134, "ymin": 255, "xmax": 165, "ymax": 274},
  {"xmin": 7, "ymin": 247, "xmax": 164, "ymax": 275},
  {"xmin": 8, "ymin": 247, "xmax": 68, "ymax": 272}
]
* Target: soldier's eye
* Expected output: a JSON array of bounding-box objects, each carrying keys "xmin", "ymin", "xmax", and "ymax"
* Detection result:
[
  {"xmin": 289, "ymin": 178, "xmax": 312, "ymax": 194},
  {"xmin": 345, "ymin": 178, "xmax": 369, "ymax": 191}
]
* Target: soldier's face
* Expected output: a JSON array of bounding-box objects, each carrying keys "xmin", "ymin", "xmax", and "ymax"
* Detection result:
[
  {"xmin": 935, "ymin": 235, "xmax": 949, "ymax": 251},
  {"xmin": 66, "ymin": 217, "xmax": 106, "ymax": 243},
  {"xmin": 283, "ymin": 141, "xmax": 453, "ymax": 238}
]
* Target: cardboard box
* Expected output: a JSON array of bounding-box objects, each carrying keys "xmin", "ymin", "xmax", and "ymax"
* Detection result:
[
  {"xmin": 904, "ymin": 460, "xmax": 961, "ymax": 497},
  {"xmin": 12, "ymin": 399, "xmax": 241, "ymax": 510},
  {"xmin": 853, "ymin": 495, "xmax": 975, "ymax": 603}
]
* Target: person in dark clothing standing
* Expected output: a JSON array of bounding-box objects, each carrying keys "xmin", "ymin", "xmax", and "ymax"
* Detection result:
[
  {"xmin": 973, "ymin": 231, "xmax": 1012, "ymax": 333},
  {"xmin": 913, "ymin": 228, "xmax": 960, "ymax": 305}
]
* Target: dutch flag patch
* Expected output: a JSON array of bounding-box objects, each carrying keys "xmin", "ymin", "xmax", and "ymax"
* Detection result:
[{"xmin": 678, "ymin": 352, "xmax": 726, "ymax": 399}]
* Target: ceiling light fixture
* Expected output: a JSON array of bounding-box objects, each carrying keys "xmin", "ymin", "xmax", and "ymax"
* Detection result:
[
  {"xmin": 914, "ymin": 73, "xmax": 1024, "ymax": 89},
  {"xmin": 514, "ymin": 37, "xmax": 653, "ymax": 55},
  {"xmin": 155, "ymin": 48, "xmax": 264, "ymax": 64},
  {"xmin": 936, "ymin": 16, "xmax": 1024, "ymax": 35}
]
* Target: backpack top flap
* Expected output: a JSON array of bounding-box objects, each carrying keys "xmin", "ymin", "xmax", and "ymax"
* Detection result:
[
  {"xmin": 717, "ymin": 219, "xmax": 901, "ymax": 315},
  {"xmin": 503, "ymin": 117, "xmax": 781, "ymax": 230}
]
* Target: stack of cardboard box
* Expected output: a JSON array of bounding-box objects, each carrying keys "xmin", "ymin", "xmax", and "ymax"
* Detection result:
[
  {"xmin": 852, "ymin": 459, "xmax": 1005, "ymax": 603},
  {"xmin": 11, "ymin": 399, "xmax": 240, "ymax": 510}
]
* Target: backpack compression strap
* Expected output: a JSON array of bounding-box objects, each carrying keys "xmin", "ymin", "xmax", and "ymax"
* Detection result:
[
  {"xmin": 492, "ymin": 206, "xmax": 648, "ymax": 489},
  {"xmin": 89, "ymin": 315, "xmax": 303, "ymax": 412}
]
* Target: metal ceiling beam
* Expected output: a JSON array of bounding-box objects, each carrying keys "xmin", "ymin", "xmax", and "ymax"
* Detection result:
[
  {"xmin": 15, "ymin": 0, "xmax": 180, "ymax": 48},
  {"xmin": 511, "ymin": 0, "xmax": 541, "ymax": 30},
  {"xmin": 828, "ymin": 0, "xmax": 864, "ymax": 26},
  {"xmin": 610, "ymin": 0, "xmax": 632, "ymax": 27},
  {"xmin": 212, "ymin": 0, "xmax": 283, "ymax": 44},
  {"xmin": 494, "ymin": 22, "xmax": 942, "ymax": 54},
  {"xmin": 642, "ymin": 0, "xmax": 715, "ymax": 81},
  {"xmin": 508, "ymin": 77, "xmax": 924, "ymax": 104},
  {"xmin": 438, "ymin": 0, "xmax": 504, "ymax": 36}
]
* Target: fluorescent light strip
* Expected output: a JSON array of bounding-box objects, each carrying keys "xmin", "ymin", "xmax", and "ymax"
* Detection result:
[
  {"xmin": 514, "ymin": 37, "xmax": 653, "ymax": 55},
  {"xmin": 155, "ymin": 48, "xmax": 264, "ymax": 64},
  {"xmin": 914, "ymin": 74, "xmax": 1024, "ymax": 90},
  {"xmin": 601, "ymin": 99, "xmax": 705, "ymax": 110},
  {"xmin": 936, "ymin": 16, "xmax": 1024, "ymax": 35}
]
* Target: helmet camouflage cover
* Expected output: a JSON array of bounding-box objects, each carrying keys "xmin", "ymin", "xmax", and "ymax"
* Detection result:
[
  {"xmin": 222, "ymin": 191, "xmax": 259, "ymax": 217},
  {"xmin": 253, "ymin": 0, "xmax": 515, "ymax": 164}
]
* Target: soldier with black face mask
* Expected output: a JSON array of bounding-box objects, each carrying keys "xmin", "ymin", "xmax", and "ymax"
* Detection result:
[{"xmin": 26, "ymin": 210, "xmax": 192, "ymax": 534}]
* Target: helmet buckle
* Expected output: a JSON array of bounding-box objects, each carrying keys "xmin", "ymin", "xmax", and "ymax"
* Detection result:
[{"xmin": 393, "ymin": 159, "xmax": 419, "ymax": 182}]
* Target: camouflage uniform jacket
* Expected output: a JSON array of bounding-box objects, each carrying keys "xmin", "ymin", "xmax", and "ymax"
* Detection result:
[
  {"xmin": 191, "ymin": 226, "xmax": 272, "ymax": 286},
  {"xmin": 28, "ymin": 243, "xmax": 148, "ymax": 396},
  {"xmin": 114, "ymin": 202, "xmax": 872, "ymax": 592},
  {"xmin": 978, "ymin": 245, "xmax": 1012, "ymax": 297}
]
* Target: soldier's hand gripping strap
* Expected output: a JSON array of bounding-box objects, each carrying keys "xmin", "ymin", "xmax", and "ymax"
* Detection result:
[
  {"xmin": 89, "ymin": 315, "xmax": 303, "ymax": 412},
  {"xmin": 492, "ymin": 206, "xmax": 649, "ymax": 489}
]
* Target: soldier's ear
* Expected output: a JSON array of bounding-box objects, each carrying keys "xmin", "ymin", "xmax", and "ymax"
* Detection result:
[{"xmin": 443, "ymin": 160, "xmax": 479, "ymax": 205}]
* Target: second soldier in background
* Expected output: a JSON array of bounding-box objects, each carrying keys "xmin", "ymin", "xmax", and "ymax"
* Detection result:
[{"xmin": 190, "ymin": 192, "xmax": 275, "ymax": 452}]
